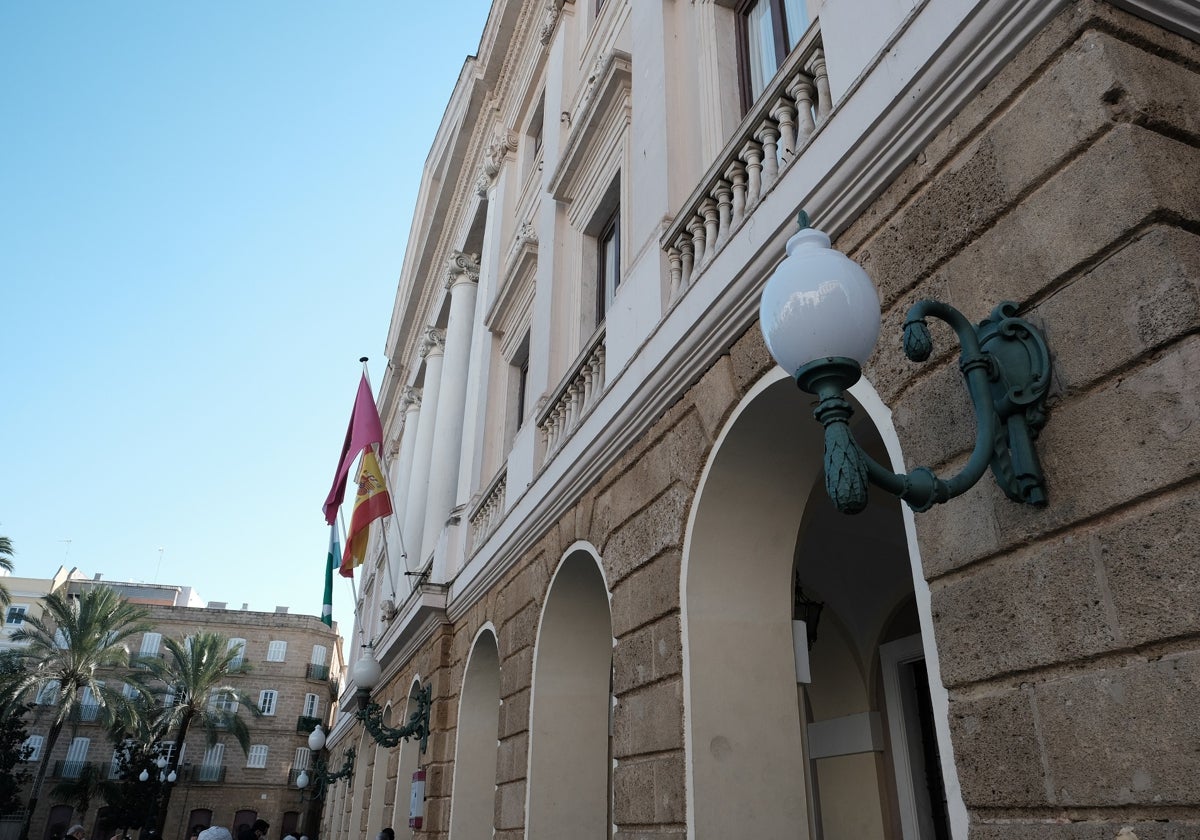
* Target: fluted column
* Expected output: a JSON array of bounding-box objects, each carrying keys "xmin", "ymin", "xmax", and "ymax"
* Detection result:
[
  {"xmin": 402, "ymin": 328, "xmax": 445, "ymax": 573},
  {"xmin": 387, "ymin": 388, "xmax": 422, "ymax": 571},
  {"xmin": 420, "ymin": 252, "xmax": 481, "ymax": 569}
]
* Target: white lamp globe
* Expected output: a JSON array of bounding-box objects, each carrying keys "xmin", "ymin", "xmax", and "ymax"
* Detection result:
[
  {"xmin": 167, "ymin": 770, "xmax": 177, "ymax": 783},
  {"xmin": 759, "ymin": 224, "xmax": 881, "ymax": 375},
  {"xmin": 139, "ymin": 769, "xmax": 149, "ymax": 782},
  {"xmin": 308, "ymin": 724, "xmax": 326, "ymax": 752},
  {"xmin": 352, "ymin": 648, "xmax": 382, "ymax": 691},
  {"xmin": 296, "ymin": 770, "xmax": 310, "ymax": 789}
]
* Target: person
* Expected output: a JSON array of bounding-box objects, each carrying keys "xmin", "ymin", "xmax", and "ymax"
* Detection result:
[
  {"xmin": 236, "ymin": 822, "xmax": 268, "ymax": 840},
  {"xmin": 376, "ymin": 829, "xmax": 394, "ymax": 840},
  {"xmin": 189, "ymin": 827, "xmax": 207, "ymax": 840},
  {"xmin": 199, "ymin": 828, "xmax": 232, "ymax": 840},
  {"xmin": 67, "ymin": 826, "xmax": 85, "ymax": 840}
]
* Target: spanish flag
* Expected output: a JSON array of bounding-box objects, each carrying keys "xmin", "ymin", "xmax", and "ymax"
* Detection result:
[{"xmin": 339, "ymin": 446, "xmax": 393, "ymax": 578}]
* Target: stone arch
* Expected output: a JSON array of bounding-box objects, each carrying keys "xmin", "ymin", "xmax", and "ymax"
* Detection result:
[
  {"xmin": 392, "ymin": 677, "xmax": 426, "ymax": 838},
  {"xmin": 366, "ymin": 704, "xmax": 392, "ymax": 837},
  {"xmin": 449, "ymin": 625, "xmax": 501, "ymax": 839},
  {"xmin": 681, "ymin": 369, "xmax": 966, "ymax": 839},
  {"xmin": 526, "ymin": 543, "xmax": 614, "ymax": 840}
]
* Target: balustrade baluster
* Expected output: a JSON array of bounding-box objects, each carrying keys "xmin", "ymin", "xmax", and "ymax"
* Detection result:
[
  {"xmin": 740, "ymin": 139, "xmax": 764, "ymax": 207},
  {"xmin": 788, "ymin": 74, "xmax": 817, "ymax": 145},
  {"xmin": 679, "ymin": 236, "xmax": 694, "ymax": 290},
  {"xmin": 771, "ymin": 97, "xmax": 798, "ymax": 163},
  {"xmin": 699, "ymin": 198, "xmax": 719, "ymax": 262},
  {"xmin": 667, "ymin": 246, "xmax": 683, "ymax": 299},
  {"xmin": 714, "ymin": 180, "xmax": 733, "ymax": 243},
  {"xmin": 724, "ymin": 160, "xmax": 747, "ymax": 226},
  {"xmin": 755, "ymin": 120, "xmax": 781, "ymax": 191},
  {"xmin": 808, "ymin": 50, "xmax": 831, "ymax": 119},
  {"xmin": 686, "ymin": 215, "xmax": 707, "ymax": 267}
]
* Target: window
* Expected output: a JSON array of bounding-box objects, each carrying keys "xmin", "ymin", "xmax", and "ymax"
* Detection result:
[
  {"xmin": 5, "ymin": 606, "xmax": 26, "ymax": 625},
  {"xmin": 596, "ymin": 205, "xmax": 621, "ymax": 323},
  {"xmin": 163, "ymin": 683, "xmax": 178, "ymax": 708},
  {"xmin": 23, "ymin": 735, "xmax": 42, "ymax": 762},
  {"xmin": 209, "ymin": 689, "xmax": 239, "ymax": 714},
  {"xmin": 139, "ymin": 632, "xmax": 161, "ymax": 656},
  {"xmin": 54, "ymin": 628, "xmax": 68, "ymax": 648},
  {"xmin": 293, "ymin": 747, "xmax": 311, "ymax": 771},
  {"xmin": 303, "ymin": 693, "xmax": 319, "ymax": 718},
  {"xmin": 739, "ymin": 0, "xmax": 811, "ymax": 106},
  {"xmin": 35, "ymin": 680, "xmax": 59, "ymax": 706},
  {"xmin": 266, "ymin": 640, "xmax": 287, "ymax": 662},
  {"xmin": 310, "ymin": 645, "xmax": 328, "ymax": 667},
  {"xmin": 160, "ymin": 741, "xmax": 179, "ymax": 767},
  {"xmin": 122, "ymin": 682, "xmax": 138, "ymax": 699},
  {"xmin": 259, "ymin": 690, "xmax": 278, "ymax": 716},
  {"xmin": 199, "ymin": 743, "xmax": 224, "ymax": 781},
  {"xmin": 63, "ymin": 737, "xmax": 90, "ymax": 778},
  {"xmin": 246, "ymin": 745, "xmax": 268, "ymax": 769},
  {"xmin": 228, "ymin": 637, "xmax": 246, "ymax": 668}
]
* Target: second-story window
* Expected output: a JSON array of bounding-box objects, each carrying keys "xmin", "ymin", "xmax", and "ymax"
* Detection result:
[
  {"xmin": 209, "ymin": 689, "xmax": 239, "ymax": 714},
  {"xmin": 739, "ymin": 0, "xmax": 811, "ymax": 106},
  {"xmin": 246, "ymin": 745, "xmax": 268, "ymax": 769},
  {"xmin": 303, "ymin": 693, "xmax": 319, "ymax": 718},
  {"xmin": 258, "ymin": 690, "xmax": 278, "ymax": 716},
  {"xmin": 596, "ymin": 205, "xmax": 621, "ymax": 325},
  {"xmin": 266, "ymin": 640, "xmax": 287, "ymax": 662},
  {"xmin": 5, "ymin": 606, "xmax": 26, "ymax": 625},
  {"xmin": 23, "ymin": 735, "xmax": 43, "ymax": 762},
  {"xmin": 228, "ymin": 638, "xmax": 246, "ymax": 669}
]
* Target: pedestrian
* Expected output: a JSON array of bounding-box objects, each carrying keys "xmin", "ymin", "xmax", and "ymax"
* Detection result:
[
  {"xmin": 198, "ymin": 828, "xmax": 232, "ymax": 840},
  {"xmin": 376, "ymin": 829, "xmax": 394, "ymax": 840},
  {"xmin": 67, "ymin": 826, "xmax": 85, "ymax": 840}
]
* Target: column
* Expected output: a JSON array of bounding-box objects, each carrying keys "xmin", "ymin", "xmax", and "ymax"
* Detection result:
[
  {"xmin": 401, "ymin": 328, "xmax": 445, "ymax": 573},
  {"xmin": 387, "ymin": 388, "xmax": 421, "ymax": 582},
  {"xmin": 421, "ymin": 252, "xmax": 480, "ymax": 567}
]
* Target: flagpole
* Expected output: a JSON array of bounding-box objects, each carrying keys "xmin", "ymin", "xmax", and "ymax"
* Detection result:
[
  {"xmin": 360, "ymin": 356, "xmax": 404, "ymax": 603},
  {"xmin": 338, "ymin": 507, "xmax": 361, "ymax": 638}
]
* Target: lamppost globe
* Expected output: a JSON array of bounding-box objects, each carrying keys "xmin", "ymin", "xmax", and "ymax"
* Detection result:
[
  {"xmin": 167, "ymin": 770, "xmax": 177, "ymax": 783},
  {"xmin": 296, "ymin": 770, "xmax": 310, "ymax": 790},
  {"xmin": 156, "ymin": 756, "xmax": 168, "ymax": 770},
  {"xmin": 139, "ymin": 769, "xmax": 149, "ymax": 783},
  {"xmin": 308, "ymin": 724, "xmax": 326, "ymax": 752},
  {"xmin": 351, "ymin": 647, "xmax": 382, "ymax": 691},
  {"xmin": 759, "ymin": 223, "xmax": 881, "ymax": 377}
]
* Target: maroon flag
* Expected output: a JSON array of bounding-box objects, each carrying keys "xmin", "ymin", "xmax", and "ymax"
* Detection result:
[{"xmin": 323, "ymin": 374, "xmax": 384, "ymax": 525}]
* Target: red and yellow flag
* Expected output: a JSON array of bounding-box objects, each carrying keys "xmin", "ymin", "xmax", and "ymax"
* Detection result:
[{"xmin": 339, "ymin": 446, "xmax": 393, "ymax": 578}]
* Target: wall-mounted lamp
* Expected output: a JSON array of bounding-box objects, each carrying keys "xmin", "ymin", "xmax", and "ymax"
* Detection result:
[
  {"xmin": 794, "ymin": 586, "xmax": 824, "ymax": 650},
  {"xmin": 296, "ymin": 725, "xmax": 354, "ymax": 801},
  {"xmin": 350, "ymin": 644, "xmax": 432, "ymax": 753},
  {"xmin": 759, "ymin": 212, "xmax": 1052, "ymax": 515}
]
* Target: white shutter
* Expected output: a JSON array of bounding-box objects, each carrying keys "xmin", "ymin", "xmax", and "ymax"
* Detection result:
[
  {"xmin": 139, "ymin": 632, "xmax": 162, "ymax": 656},
  {"xmin": 293, "ymin": 747, "xmax": 311, "ymax": 771},
  {"xmin": 310, "ymin": 645, "xmax": 328, "ymax": 666},
  {"xmin": 246, "ymin": 745, "xmax": 268, "ymax": 768},
  {"xmin": 267, "ymin": 640, "xmax": 287, "ymax": 662},
  {"xmin": 63, "ymin": 737, "xmax": 90, "ymax": 777},
  {"xmin": 23, "ymin": 735, "xmax": 42, "ymax": 761}
]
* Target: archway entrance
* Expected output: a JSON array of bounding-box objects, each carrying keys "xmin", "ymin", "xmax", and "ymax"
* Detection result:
[
  {"xmin": 448, "ymin": 629, "xmax": 500, "ymax": 839},
  {"xmin": 682, "ymin": 372, "xmax": 961, "ymax": 839}
]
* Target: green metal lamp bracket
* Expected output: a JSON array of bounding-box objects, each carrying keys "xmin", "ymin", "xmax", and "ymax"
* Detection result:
[
  {"xmin": 303, "ymin": 747, "xmax": 355, "ymax": 801},
  {"xmin": 356, "ymin": 683, "xmax": 432, "ymax": 753},
  {"xmin": 796, "ymin": 300, "xmax": 1052, "ymax": 514}
]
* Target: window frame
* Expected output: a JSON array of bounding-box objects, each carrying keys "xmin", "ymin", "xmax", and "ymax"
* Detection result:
[
  {"xmin": 735, "ymin": 0, "xmax": 810, "ymax": 111},
  {"xmin": 303, "ymin": 692, "xmax": 320, "ymax": 718},
  {"xmin": 23, "ymin": 735, "xmax": 43, "ymax": 762},
  {"xmin": 246, "ymin": 744, "xmax": 269, "ymax": 769},
  {"xmin": 5, "ymin": 606, "xmax": 27, "ymax": 625},
  {"xmin": 595, "ymin": 204, "xmax": 621, "ymax": 325},
  {"xmin": 258, "ymin": 689, "xmax": 278, "ymax": 716},
  {"xmin": 266, "ymin": 640, "xmax": 287, "ymax": 662}
]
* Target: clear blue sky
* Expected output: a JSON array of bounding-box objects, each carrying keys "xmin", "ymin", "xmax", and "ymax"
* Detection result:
[{"xmin": 0, "ymin": 3, "xmax": 494, "ymax": 623}]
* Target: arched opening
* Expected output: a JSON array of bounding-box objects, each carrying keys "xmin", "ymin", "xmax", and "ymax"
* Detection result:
[
  {"xmin": 366, "ymin": 715, "xmax": 390, "ymax": 838},
  {"xmin": 682, "ymin": 371, "xmax": 962, "ymax": 839},
  {"xmin": 392, "ymin": 681, "xmax": 425, "ymax": 839},
  {"xmin": 448, "ymin": 628, "xmax": 501, "ymax": 839},
  {"xmin": 346, "ymin": 733, "xmax": 370, "ymax": 840},
  {"xmin": 186, "ymin": 809, "xmax": 213, "ymax": 836},
  {"xmin": 44, "ymin": 805, "xmax": 73, "ymax": 840},
  {"xmin": 526, "ymin": 546, "xmax": 613, "ymax": 840},
  {"xmin": 279, "ymin": 811, "xmax": 300, "ymax": 840},
  {"xmin": 231, "ymin": 810, "xmax": 257, "ymax": 837}
]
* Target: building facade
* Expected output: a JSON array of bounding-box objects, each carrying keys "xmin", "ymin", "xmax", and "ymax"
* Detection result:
[
  {"xmin": 20, "ymin": 578, "xmax": 343, "ymax": 840},
  {"xmin": 327, "ymin": 0, "xmax": 1200, "ymax": 838}
]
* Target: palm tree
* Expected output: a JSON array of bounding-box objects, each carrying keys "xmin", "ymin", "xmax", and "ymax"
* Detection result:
[
  {"xmin": 142, "ymin": 632, "xmax": 261, "ymax": 834},
  {"xmin": 49, "ymin": 762, "xmax": 104, "ymax": 826},
  {"xmin": 7, "ymin": 586, "xmax": 150, "ymax": 840},
  {"xmin": 0, "ymin": 536, "xmax": 15, "ymax": 607}
]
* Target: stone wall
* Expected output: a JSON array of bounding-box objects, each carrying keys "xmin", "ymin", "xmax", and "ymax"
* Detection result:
[{"xmin": 365, "ymin": 2, "xmax": 1200, "ymax": 837}]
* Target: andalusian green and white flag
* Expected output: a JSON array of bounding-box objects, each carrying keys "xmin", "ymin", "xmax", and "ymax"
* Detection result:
[{"xmin": 322, "ymin": 524, "xmax": 339, "ymax": 627}]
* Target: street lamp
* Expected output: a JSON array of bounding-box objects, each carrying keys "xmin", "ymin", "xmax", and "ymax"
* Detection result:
[
  {"xmin": 758, "ymin": 211, "xmax": 1052, "ymax": 515},
  {"xmin": 296, "ymin": 725, "xmax": 354, "ymax": 801},
  {"xmin": 351, "ymin": 644, "xmax": 432, "ymax": 753}
]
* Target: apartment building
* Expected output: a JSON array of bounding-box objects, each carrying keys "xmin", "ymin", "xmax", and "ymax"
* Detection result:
[
  {"xmin": 325, "ymin": 1, "xmax": 1200, "ymax": 838},
  {"xmin": 23, "ymin": 579, "xmax": 342, "ymax": 840}
]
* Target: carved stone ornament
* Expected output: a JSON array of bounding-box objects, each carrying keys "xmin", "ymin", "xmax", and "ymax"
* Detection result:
[
  {"xmin": 419, "ymin": 327, "xmax": 446, "ymax": 358},
  {"xmin": 401, "ymin": 386, "xmax": 422, "ymax": 410},
  {"xmin": 538, "ymin": 0, "xmax": 564, "ymax": 46},
  {"xmin": 483, "ymin": 129, "xmax": 518, "ymax": 178},
  {"xmin": 475, "ymin": 170, "xmax": 492, "ymax": 198},
  {"xmin": 446, "ymin": 251, "xmax": 481, "ymax": 288},
  {"xmin": 581, "ymin": 52, "xmax": 612, "ymax": 112},
  {"xmin": 517, "ymin": 221, "xmax": 538, "ymax": 245}
]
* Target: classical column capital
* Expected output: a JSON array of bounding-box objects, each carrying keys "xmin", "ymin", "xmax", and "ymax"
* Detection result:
[
  {"xmin": 419, "ymin": 328, "xmax": 446, "ymax": 359},
  {"xmin": 539, "ymin": 0, "xmax": 565, "ymax": 46},
  {"xmin": 476, "ymin": 127, "xmax": 517, "ymax": 195},
  {"xmin": 445, "ymin": 251, "xmax": 481, "ymax": 289},
  {"xmin": 401, "ymin": 386, "xmax": 422, "ymax": 410}
]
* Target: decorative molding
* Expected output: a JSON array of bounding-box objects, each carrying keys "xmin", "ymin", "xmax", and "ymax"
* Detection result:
[
  {"xmin": 539, "ymin": 0, "xmax": 566, "ymax": 45},
  {"xmin": 445, "ymin": 250, "xmax": 481, "ymax": 288},
  {"xmin": 548, "ymin": 50, "xmax": 633, "ymax": 204},
  {"xmin": 401, "ymin": 386, "xmax": 422, "ymax": 411},
  {"xmin": 516, "ymin": 220, "xmax": 538, "ymax": 246},
  {"xmin": 419, "ymin": 328, "xmax": 446, "ymax": 359}
]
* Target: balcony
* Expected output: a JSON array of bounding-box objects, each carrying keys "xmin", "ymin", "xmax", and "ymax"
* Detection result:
[
  {"xmin": 468, "ymin": 468, "xmax": 507, "ymax": 555},
  {"xmin": 52, "ymin": 761, "xmax": 95, "ymax": 779},
  {"xmin": 662, "ymin": 23, "xmax": 830, "ymax": 297},
  {"xmin": 184, "ymin": 763, "xmax": 226, "ymax": 784},
  {"xmin": 536, "ymin": 327, "xmax": 606, "ymax": 465},
  {"xmin": 296, "ymin": 716, "xmax": 321, "ymax": 734},
  {"xmin": 69, "ymin": 703, "xmax": 100, "ymax": 723},
  {"xmin": 305, "ymin": 663, "xmax": 329, "ymax": 681}
]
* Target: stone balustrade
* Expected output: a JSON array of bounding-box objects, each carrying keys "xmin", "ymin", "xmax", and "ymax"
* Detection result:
[
  {"xmin": 468, "ymin": 468, "xmax": 507, "ymax": 554},
  {"xmin": 663, "ymin": 26, "xmax": 830, "ymax": 297},
  {"xmin": 536, "ymin": 328, "xmax": 606, "ymax": 465}
]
